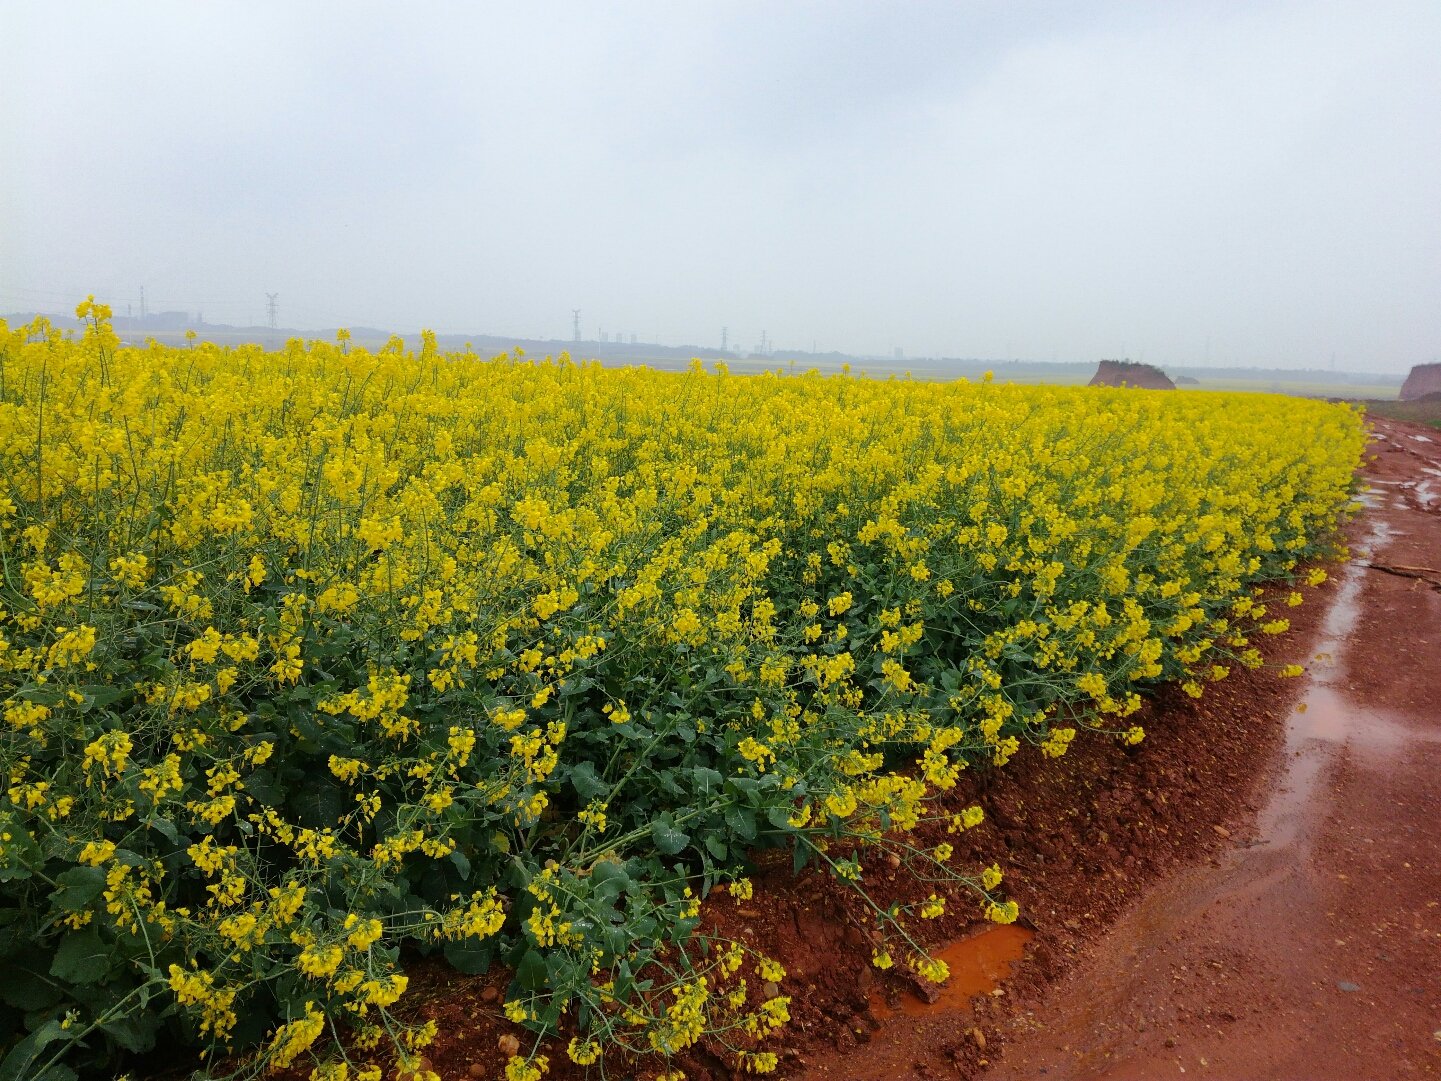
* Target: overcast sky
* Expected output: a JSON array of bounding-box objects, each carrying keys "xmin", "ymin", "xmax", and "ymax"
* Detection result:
[{"xmin": 3, "ymin": 2, "xmax": 1438, "ymax": 370}]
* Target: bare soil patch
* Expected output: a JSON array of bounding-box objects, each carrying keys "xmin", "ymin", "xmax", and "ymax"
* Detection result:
[
  {"xmin": 1400, "ymin": 363, "xmax": 1441, "ymax": 401},
  {"xmin": 1087, "ymin": 361, "xmax": 1176, "ymax": 390}
]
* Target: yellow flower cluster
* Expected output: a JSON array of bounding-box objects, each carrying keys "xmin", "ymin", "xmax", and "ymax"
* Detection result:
[{"xmin": 0, "ymin": 306, "xmax": 1362, "ymax": 1077}]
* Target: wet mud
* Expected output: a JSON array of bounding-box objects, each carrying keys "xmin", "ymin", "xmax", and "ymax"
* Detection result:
[
  {"xmin": 870, "ymin": 926, "xmax": 1034, "ymax": 1020},
  {"xmin": 982, "ymin": 417, "xmax": 1441, "ymax": 1081}
]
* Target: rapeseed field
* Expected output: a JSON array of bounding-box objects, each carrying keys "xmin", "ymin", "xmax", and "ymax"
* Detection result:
[{"xmin": 0, "ymin": 302, "xmax": 1364, "ymax": 1080}]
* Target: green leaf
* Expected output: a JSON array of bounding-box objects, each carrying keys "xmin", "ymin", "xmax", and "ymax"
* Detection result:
[
  {"xmin": 559, "ymin": 674, "xmax": 594, "ymax": 698},
  {"xmin": 613, "ymin": 959, "xmax": 635, "ymax": 1000},
  {"xmin": 793, "ymin": 843, "xmax": 813, "ymax": 875},
  {"xmin": 724, "ymin": 806, "xmax": 757, "ymax": 841},
  {"xmin": 650, "ymin": 816, "xmax": 690, "ymax": 856},
  {"xmin": 76, "ymin": 685, "xmax": 129, "ymax": 710},
  {"xmin": 245, "ymin": 767, "xmax": 287, "ymax": 807},
  {"xmin": 569, "ymin": 761, "xmax": 607, "ymax": 802},
  {"xmin": 49, "ymin": 926, "xmax": 110, "ymax": 985},
  {"xmin": 0, "ymin": 910, "xmax": 29, "ymax": 959},
  {"xmin": 11, "ymin": 686, "xmax": 64, "ymax": 707},
  {"xmin": 702, "ymin": 834, "xmax": 728, "ymax": 861},
  {"xmin": 144, "ymin": 816, "xmax": 179, "ymax": 845},
  {"xmin": 613, "ymin": 720, "xmax": 651, "ymax": 742},
  {"xmin": 0, "ymin": 816, "xmax": 40, "ymax": 883},
  {"xmin": 0, "ymin": 950, "xmax": 62, "ymax": 1011},
  {"xmin": 443, "ymin": 939, "xmax": 493, "ymax": 975},
  {"xmin": 728, "ymin": 776, "xmax": 760, "ymax": 803},
  {"xmin": 590, "ymin": 860, "xmax": 630, "ymax": 891},
  {"xmin": 49, "ymin": 867, "xmax": 106, "ymax": 913},
  {"xmin": 688, "ymin": 766, "xmax": 724, "ymax": 794},
  {"xmin": 765, "ymin": 806, "xmax": 794, "ymax": 831},
  {"xmin": 99, "ymin": 1009, "xmax": 159, "ymax": 1054},
  {"xmin": 289, "ymin": 779, "xmax": 351, "ymax": 829},
  {"xmin": 515, "ymin": 949, "xmax": 548, "ymax": 991},
  {"xmin": 0, "ymin": 1020, "xmax": 71, "ymax": 1081}
]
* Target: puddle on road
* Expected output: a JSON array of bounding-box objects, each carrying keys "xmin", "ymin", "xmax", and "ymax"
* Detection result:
[
  {"xmin": 1257, "ymin": 513, "xmax": 1440, "ymax": 849},
  {"xmin": 1286, "ymin": 685, "xmax": 1441, "ymax": 753},
  {"xmin": 869, "ymin": 924, "xmax": 1034, "ymax": 1019},
  {"xmin": 1257, "ymin": 517, "xmax": 1390, "ymax": 848}
]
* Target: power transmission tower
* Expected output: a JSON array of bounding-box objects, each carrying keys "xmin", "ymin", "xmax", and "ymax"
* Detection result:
[
  {"xmin": 572, "ymin": 309, "xmax": 581, "ymax": 343},
  {"xmin": 266, "ymin": 293, "xmax": 279, "ymax": 329},
  {"xmin": 139, "ymin": 285, "xmax": 147, "ymax": 320},
  {"xmin": 721, "ymin": 326, "xmax": 728, "ymax": 351}
]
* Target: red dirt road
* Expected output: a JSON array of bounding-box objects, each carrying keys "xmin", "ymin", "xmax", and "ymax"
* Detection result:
[{"xmin": 981, "ymin": 418, "xmax": 1441, "ymax": 1081}]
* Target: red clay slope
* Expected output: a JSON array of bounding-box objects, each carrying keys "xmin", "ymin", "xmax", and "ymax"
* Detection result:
[
  {"xmin": 1088, "ymin": 361, "xmax": 1176, "ymax": 390},
  {"xmin": 1399, "ymin": 363, "xmax": 1441, "ymax": 401}
]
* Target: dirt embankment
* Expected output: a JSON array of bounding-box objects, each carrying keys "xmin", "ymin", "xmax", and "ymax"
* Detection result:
[
  {"xmin": 1400, "ymin": 363, "xmax": 1441, "ymax": 401},
  {"xmin": 1088, "ymin": 361, "xmax": 1175, "ymax": 390}
]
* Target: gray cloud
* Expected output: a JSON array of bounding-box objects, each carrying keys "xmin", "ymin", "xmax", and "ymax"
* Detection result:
[{"xmin": 3, "ymin": 0, "xmax": 1438, "ymax": 370}]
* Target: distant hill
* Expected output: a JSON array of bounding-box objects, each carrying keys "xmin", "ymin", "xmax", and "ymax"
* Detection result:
[{"xmin": 3, "ymin": 310, "xmax": 1405, "ymax": 392}]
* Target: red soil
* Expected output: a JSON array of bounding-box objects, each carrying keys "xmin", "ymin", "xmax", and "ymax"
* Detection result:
[
  {"xmin": 1400, "ymin": 363, "xmax": 1441, "ymax": 401},
  {"xmin": 1087, "ymin": 361, "xmax": 1176, "ymax": 390}
]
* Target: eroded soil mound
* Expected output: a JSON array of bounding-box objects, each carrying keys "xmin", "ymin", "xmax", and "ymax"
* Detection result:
[
  {"xmin": 1399, "ymin": 362, "xmax": 1441, "ymax": 400},
  {"xmin": 1088, "ymin": 360, "xmax": 1175, "ymax": 390}
]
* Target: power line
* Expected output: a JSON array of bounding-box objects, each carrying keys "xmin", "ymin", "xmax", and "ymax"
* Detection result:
[{"xmin": 0, "ymin": 284, "xmax": 259, "ymax": 309}]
